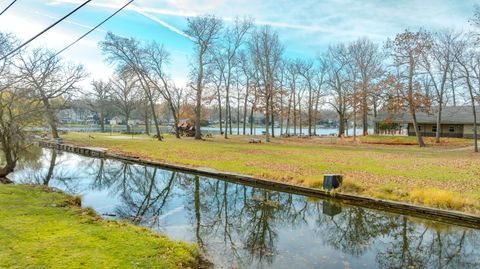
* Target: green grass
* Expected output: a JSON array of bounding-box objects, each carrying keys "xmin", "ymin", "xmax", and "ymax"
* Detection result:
[
  {"xmin": 63, "ymin": 132, "xmax": 480, "ymax": 214},
  {"xmin": 0, "ymin": 185, "xmax": 198, "ymax": 269}
]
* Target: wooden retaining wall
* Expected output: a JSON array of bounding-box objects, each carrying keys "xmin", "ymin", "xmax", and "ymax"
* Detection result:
[{"xmin": 37, "ymin": 140, "xmax": 480, "ymax": 229}]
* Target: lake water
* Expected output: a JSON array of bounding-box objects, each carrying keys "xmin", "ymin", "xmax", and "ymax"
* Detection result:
[
  {"xmin": 9, "ymin": 148, "xmax": 480, "ymax": 269},
  {"xmin": 50, "ymin": 126, "xmax": 373, "ymax": 137}
]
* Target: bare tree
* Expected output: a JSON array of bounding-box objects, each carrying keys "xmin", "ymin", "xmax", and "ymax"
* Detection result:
[
  {"xmin": 0, "ymin": 88, "xmax": 42, "ymax": 181},
  {"xmin": 143, "ymin": 42, "xmax": 183, "ymax": 138},
  {"xmin": 0, "ymin": 33, "xmax": 40, "ymax": 182},
  {"xmin": 422, "ymin": 29, "xmax": 459, "ymax": 143},
  {"xmin": 18, "ymin": 48, "xmax": 85, "ymax": 139},
  {"xmin": 239, "ymin": 52, "xmax": 255, "ymax": 135},
  {"xmin": 286, "ymin": 59, "xmax": 302, "ymax": 135},
  {"xmin": 249, "ymin": 26, "xmax": 283, "ymax": 142},
  {"xmin": 453, "ymin": 35, "xmax": 479, "ymax": 152},
  {"xmin": 348, "ymin": 38, "xmax": 384, "ymax": 136},
  {"xmin": 324, "ymin": 44, "xmax": 350, "ymax": 137},
  {"xmin": 110, "ymin": 69, "xmax": 140, "ymax": 133},
  {"xmin": 385, "ymin": 30, "xmax": 433, "ymax": 147},
  {"xmin": 313, "ymin": 59, "xmax": 328, "ymax": 136},
  {"xmin": 89, "ymin": 80, "xmax": 111, "ymax": 132},
  {"xmin": 185, "ymin": 15, "xmax": 223, "ymax": 140},
  {"xmin": 297, "ymin": 59, "xmax": 316, "ymax": 136},
  {"xmin": 100, "ymin": 33, "xmax": 163, "ymax": 140},
  {"xmin": 216, "ymin": 17, "xmax": 253, "ymax": 139}
]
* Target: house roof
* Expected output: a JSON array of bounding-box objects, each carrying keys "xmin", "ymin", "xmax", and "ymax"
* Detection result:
[{"xmin": 374, "ymin": 106, "xmax": 480, "ymax": 124}]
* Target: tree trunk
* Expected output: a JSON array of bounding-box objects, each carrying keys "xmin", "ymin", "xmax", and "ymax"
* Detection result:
[
  {"xmin": 298, "ymin": 97, "xmax": 302, "ymax": 136},
  {"xmin": 217, "ymin": 88, "xmax": 223, "ymax": 135},
  {"xmin": 468, "ymin": 89, "xmax": 478, "ymax": 152},
  {"xmin": 313, "ymin": 91, "xmax": 321, "ymax": 136},
  {"xmin": 286, "ymin": 92, "xmax": 292, "ymax": 135},
  {"xmin": 100, "ymin": 111, "xmax": 105, "ymax": 133},
  {"xmin": 195, "ymin": 53, "xmax": 203, "ymax": 140},
  {"xmin": 125, "ymin": 114, "xmax": 130, "ymax": 133},
  {"xmin": 411, "ymin": 111, "xmax": 425, "ymax": 147},
  {"xmin": 473, "ymin": 106, "xmax": 478, "ymax": 153},
  {"xmin": 228, "ymin": 101, "xmax": 232, "ymax": 135},
  {"xmin": 237, "ymin": 89, "xmax": 240, "ymax": 135},
  {"xmin": 148, "ymin": 97, "xmax": 162, "ymax": 141},
  {"xmin": 0, "ymin": 162, "xmax": 15, "ymax": 183},
  {"xmin": 353, "ymin": 104, "xmax": 357, "ymax": 142},
  {"xmin": 0, "ymin": 156, "xmax": 15, "ymax": 182},
  {"xmin": 270, "ymin": 102, "xmax": 275, "ymax": 138},
  {"xmin": 308, "ymin": 86, "xmax": 312, "ymax": 136},
  {"xmin": 144, "ymin": 109, "xmax": 150, "ymax": 136},
  {"xmin": 435, "ymin": 104, "xmax": 442, "ymax": 143},
  {"xmin": 265, "ymin": 94, "xmax": 270, "ymax": 142},
  {"xmin": 250, "ymin": 105, "xmax": 254, "ymax": 135},
  {"xmin": 362, "ymin": 83, "xmax": 368, "ymax": 136},
  {"xmin": 338, "ymin": 112, "xmax": 345, "ymax": 137},
  {"xmin": 170, "ymin": 104, "xmax": 181, "ymax": 139},
  {"xmin": 243, "ymin": 89, "xmax": 248, "ymax": 135},
  {"xmin": 43, "ymin": 99, "xmax": 59, "ymax": 139},
  {"xmin": 44, "ymin": 150, "xmax": 57, "ymax": 185},
  {"xmin": 293, "ymin": 92, "xmax": 297, "ymax": 136},
  {"xmin": 224, "ymin": 90, "xmax": 229, "ymax": 139}
]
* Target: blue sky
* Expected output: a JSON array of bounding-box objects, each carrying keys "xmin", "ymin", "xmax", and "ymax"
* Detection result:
[{"xmin": 0, "ymin": 0, "xmax": 477, "ymax": 86}]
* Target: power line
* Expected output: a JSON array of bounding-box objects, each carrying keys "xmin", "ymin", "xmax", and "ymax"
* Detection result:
[
  {"xmin": 0, "ymin": 0, "xmax": 16, "ymax": 16},
  {"xmin": 0, "ymin": 0, "xmax": 91, "ymax": 61},
  {"xmin": 52, "ymin": 0, "xmax": 134, "ymax": 59}
]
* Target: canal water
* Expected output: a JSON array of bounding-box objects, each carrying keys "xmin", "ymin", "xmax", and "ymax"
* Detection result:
[{"xmin": 9, "ymin": 148, "xmax": 480, "ymax": 269}]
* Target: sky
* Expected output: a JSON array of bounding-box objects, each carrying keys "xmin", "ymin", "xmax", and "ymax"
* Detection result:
[{"xmin": 0, "ymin": 0, "xmax": 477, "ymax": 88}]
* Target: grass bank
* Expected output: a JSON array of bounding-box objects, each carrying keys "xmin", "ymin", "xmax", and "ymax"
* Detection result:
[
  {"xmin": 0, "ymin": 184, "xmax": 198, "ymax": 269},
  {"xmin": 62, "ymin": 132, "xmax": 480, "ymax": 215}
]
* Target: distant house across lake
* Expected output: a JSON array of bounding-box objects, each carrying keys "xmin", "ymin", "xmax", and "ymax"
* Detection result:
[{"xmin": 374, "ymin": 106, "xmax": 480, "ymax": 138}]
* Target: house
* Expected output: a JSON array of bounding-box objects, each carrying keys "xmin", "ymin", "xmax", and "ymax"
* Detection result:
[
  {"xmin": 374, "ymin": 106, "xmax": 480, "ymax": 138},
  {"xmin": 58, "ymin": 108, "xmax": 96, "ymax": 124},
  {"xmin": 109, "ymin": 116, "xmax": 123, "ymax": 125}
]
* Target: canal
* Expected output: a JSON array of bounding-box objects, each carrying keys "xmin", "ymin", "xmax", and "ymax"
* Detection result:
[{"xmin": 9, "ymin": 147, "xmax": 480, "ymax": 269}]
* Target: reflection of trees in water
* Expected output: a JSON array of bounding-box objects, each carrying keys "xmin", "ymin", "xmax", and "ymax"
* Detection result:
[
  {"xmin": 17, "ymin": 149, "xmax": 79, "ymax": 192},
  {"xmin": 375, "ymin": 217, "xmax": 480, "ymax": 269},
  {"xmin": 177, "ymin": 174, "xmax": 311, "ymax": 268},
  {"xmin": 315, "ymin": 203, "xmax": 394, "ymax": 256},
  {"xmin": 315, "ymin": 202, "xmax": 480, "ymax": 269},
  {"xmin": 83, "ymin": 157, "xmax": 480, "ymax": 269},
  {"xmin": 87, "ymin": 160, "xmax": 177, "ymax": 227}
]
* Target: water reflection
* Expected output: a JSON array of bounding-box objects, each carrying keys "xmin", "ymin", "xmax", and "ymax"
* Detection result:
[{"xmin": 10, "ymin": 148, "xmax": 480, "ymax": 269}]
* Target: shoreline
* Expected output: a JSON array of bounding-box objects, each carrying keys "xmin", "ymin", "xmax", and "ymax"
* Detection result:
[{"xmin": 38, "ymin": 140, "xmax": 480, "ymax": 229}]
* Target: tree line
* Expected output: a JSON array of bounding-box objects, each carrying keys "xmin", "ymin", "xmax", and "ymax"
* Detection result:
[
  {"xmin": 2, "ymin": 8, "xmax": 480, "ymax": 179},
  {"xmin": 90, "ymin": 13, "xmax": 480, "ymax": 150}
]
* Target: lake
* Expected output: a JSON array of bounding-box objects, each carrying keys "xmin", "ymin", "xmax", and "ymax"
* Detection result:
[
  {"xmin": 9, "ymin": 148, "xmax": 480, "ymax": 269},
  {"xmin": 47, "ymin": 125, "xmax": 373, "ymax": 137}
]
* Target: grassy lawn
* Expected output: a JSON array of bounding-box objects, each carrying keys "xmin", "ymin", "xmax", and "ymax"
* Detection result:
[
  {"xmin": 0, "ymin": 185, "xmax": 198, "ymax": 269},
  {"xmin": 63, "ymin": 132, "xmax": 480, "ymax": 215}
]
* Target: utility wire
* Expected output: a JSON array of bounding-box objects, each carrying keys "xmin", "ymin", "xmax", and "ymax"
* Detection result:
[
  {"xmin": 0, "ymin": 0, "xmax": 91, "ymax": 61},
  {"xmin": 0, "ymin": 0, "xmax": 16, "ymax": 16},
  {"xmin": 52, "ymin": 0, "xmax": 134, "ymax": 59}
]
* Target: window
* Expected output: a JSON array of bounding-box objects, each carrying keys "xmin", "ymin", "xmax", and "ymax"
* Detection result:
[
  {"xmin": 432, "ymin": 126, "xmax": 437, "ymax": 132},
  {"xmin": 418, "ymin": 125, "xmax": 422, "ymax": 131},
  {"xmin": 449, "ymin": 126, "xmax": 455, "ymax": 133}
]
